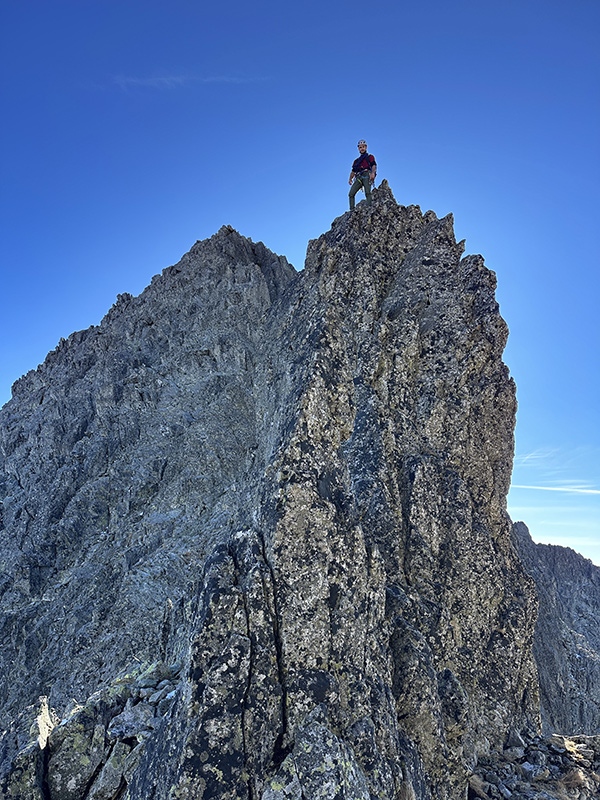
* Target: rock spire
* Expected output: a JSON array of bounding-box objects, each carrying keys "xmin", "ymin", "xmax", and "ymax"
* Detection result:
[{"xmin": 0, "ymin": 182, "xmax": 592, "ymax": 799}]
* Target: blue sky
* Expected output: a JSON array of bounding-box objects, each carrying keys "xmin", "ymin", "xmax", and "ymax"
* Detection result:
[{"xmin": 1, "ymin": 0, "xmax": 598, "ymax": 564}]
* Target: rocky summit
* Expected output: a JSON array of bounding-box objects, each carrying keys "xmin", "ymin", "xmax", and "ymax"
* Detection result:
[{"xmin": 0, "ymin": 182, "xmax": 598, "ymax": 800}]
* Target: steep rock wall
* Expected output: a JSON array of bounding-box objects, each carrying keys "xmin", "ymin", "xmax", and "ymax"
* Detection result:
[
  {"xmin": 0, "ymin": 183, "xmax": 541, "ymax": 800},
  {"xmin": 0, "ymin": 228, "xmax": 295, "ymax": 724},
  {"xmin": 513, "ymin": 521, "xmax": 600, "ymax": 735}
]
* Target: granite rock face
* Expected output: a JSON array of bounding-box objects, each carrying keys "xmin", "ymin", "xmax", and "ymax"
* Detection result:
[
  {"xmin": 512, "ymin": 521, "xmax": 600, "ymax": 736},
  {"xmin": 1, "ymin": 182, "xmax": 542, "ymax": 799}
]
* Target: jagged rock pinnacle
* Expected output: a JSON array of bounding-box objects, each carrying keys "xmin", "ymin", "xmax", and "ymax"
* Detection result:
[{"xmin": 1, "ymin": 186, "xmax": 598, "ymax": 799}]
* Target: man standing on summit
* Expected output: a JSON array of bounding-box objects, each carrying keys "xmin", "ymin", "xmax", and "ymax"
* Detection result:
[{"xmin": 349, "ymin": 139, "xmax": 377, "ymax": 210}]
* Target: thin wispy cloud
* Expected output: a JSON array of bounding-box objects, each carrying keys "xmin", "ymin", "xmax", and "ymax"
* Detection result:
[
  {"xmin": 512, "ymin": 446, "xmax": 600, "ymax": 501},
  {"xmin": 514, "ymin": 445, "xmax": 599, "ymax": 469},
  {"xmin": 112, "ymin": 74, "xmax": 265, "ymax": 91},
  {"xmin": 511, "ymin": 484, "xmax": 600, "ymax": 496},
  {"xmin": 513, "ymin": 448, "xmax": 561, "ymax": 467},
  {"xmin": 508, "ymin": 505, "xmax": 598, "ymax": 515}
]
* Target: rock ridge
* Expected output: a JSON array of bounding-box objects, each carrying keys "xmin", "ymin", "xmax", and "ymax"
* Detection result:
[
  {"xmin": 0, "ymin": 181, "xmax": 582, "ymax": 799},
  {"xmin": 512, "ymin": 521, "xmax": 600, "ymax": 737}
]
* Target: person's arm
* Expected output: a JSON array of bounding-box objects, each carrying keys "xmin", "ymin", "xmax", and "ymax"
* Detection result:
[
  {"xmin": 349, "ymin": 171, "xmax": 356, "ymax": 185},
  {"xmin": 370, "ymin": 157, "xmax": 377, "ymax": 184}
]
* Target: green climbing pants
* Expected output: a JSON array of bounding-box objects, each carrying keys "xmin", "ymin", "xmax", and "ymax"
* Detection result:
[{"xmin": 349, "ymin": 173, "xmax": 372, "ymax": 209}]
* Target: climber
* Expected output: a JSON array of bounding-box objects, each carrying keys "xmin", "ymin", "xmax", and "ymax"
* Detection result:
[{"xmin": 348, "ymin": 139, "xmax": 377, "ymax": 210}]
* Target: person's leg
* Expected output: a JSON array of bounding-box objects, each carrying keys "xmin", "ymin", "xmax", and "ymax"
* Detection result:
[
  {"xmin": 349, "ymin": 177, "xmax": 362, "ymax": 210},
  {"xmin": 363, "ymin": 175, "xmax": 372, "ymax": 205}
]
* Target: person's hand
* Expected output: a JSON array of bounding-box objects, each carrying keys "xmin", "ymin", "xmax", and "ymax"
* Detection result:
[{"xmin": 349, "ymin": 177, "xmax": 353, "ymax": 185}]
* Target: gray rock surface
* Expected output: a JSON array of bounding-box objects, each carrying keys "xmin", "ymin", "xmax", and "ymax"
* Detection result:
[
  {"xmin": 471, "ymin": 731, "xmax": 600, "ymax": 800},
  {"xmin": 0, "ymin": 225, "xmax": 295, "ymax": 724},
  {"xmin": 512, "ymin": 521, "xmax": 600, "ymax": 736},
  {"xmin": 0, "ymin": 182, "xmax": 546, "ymax": 798}
]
